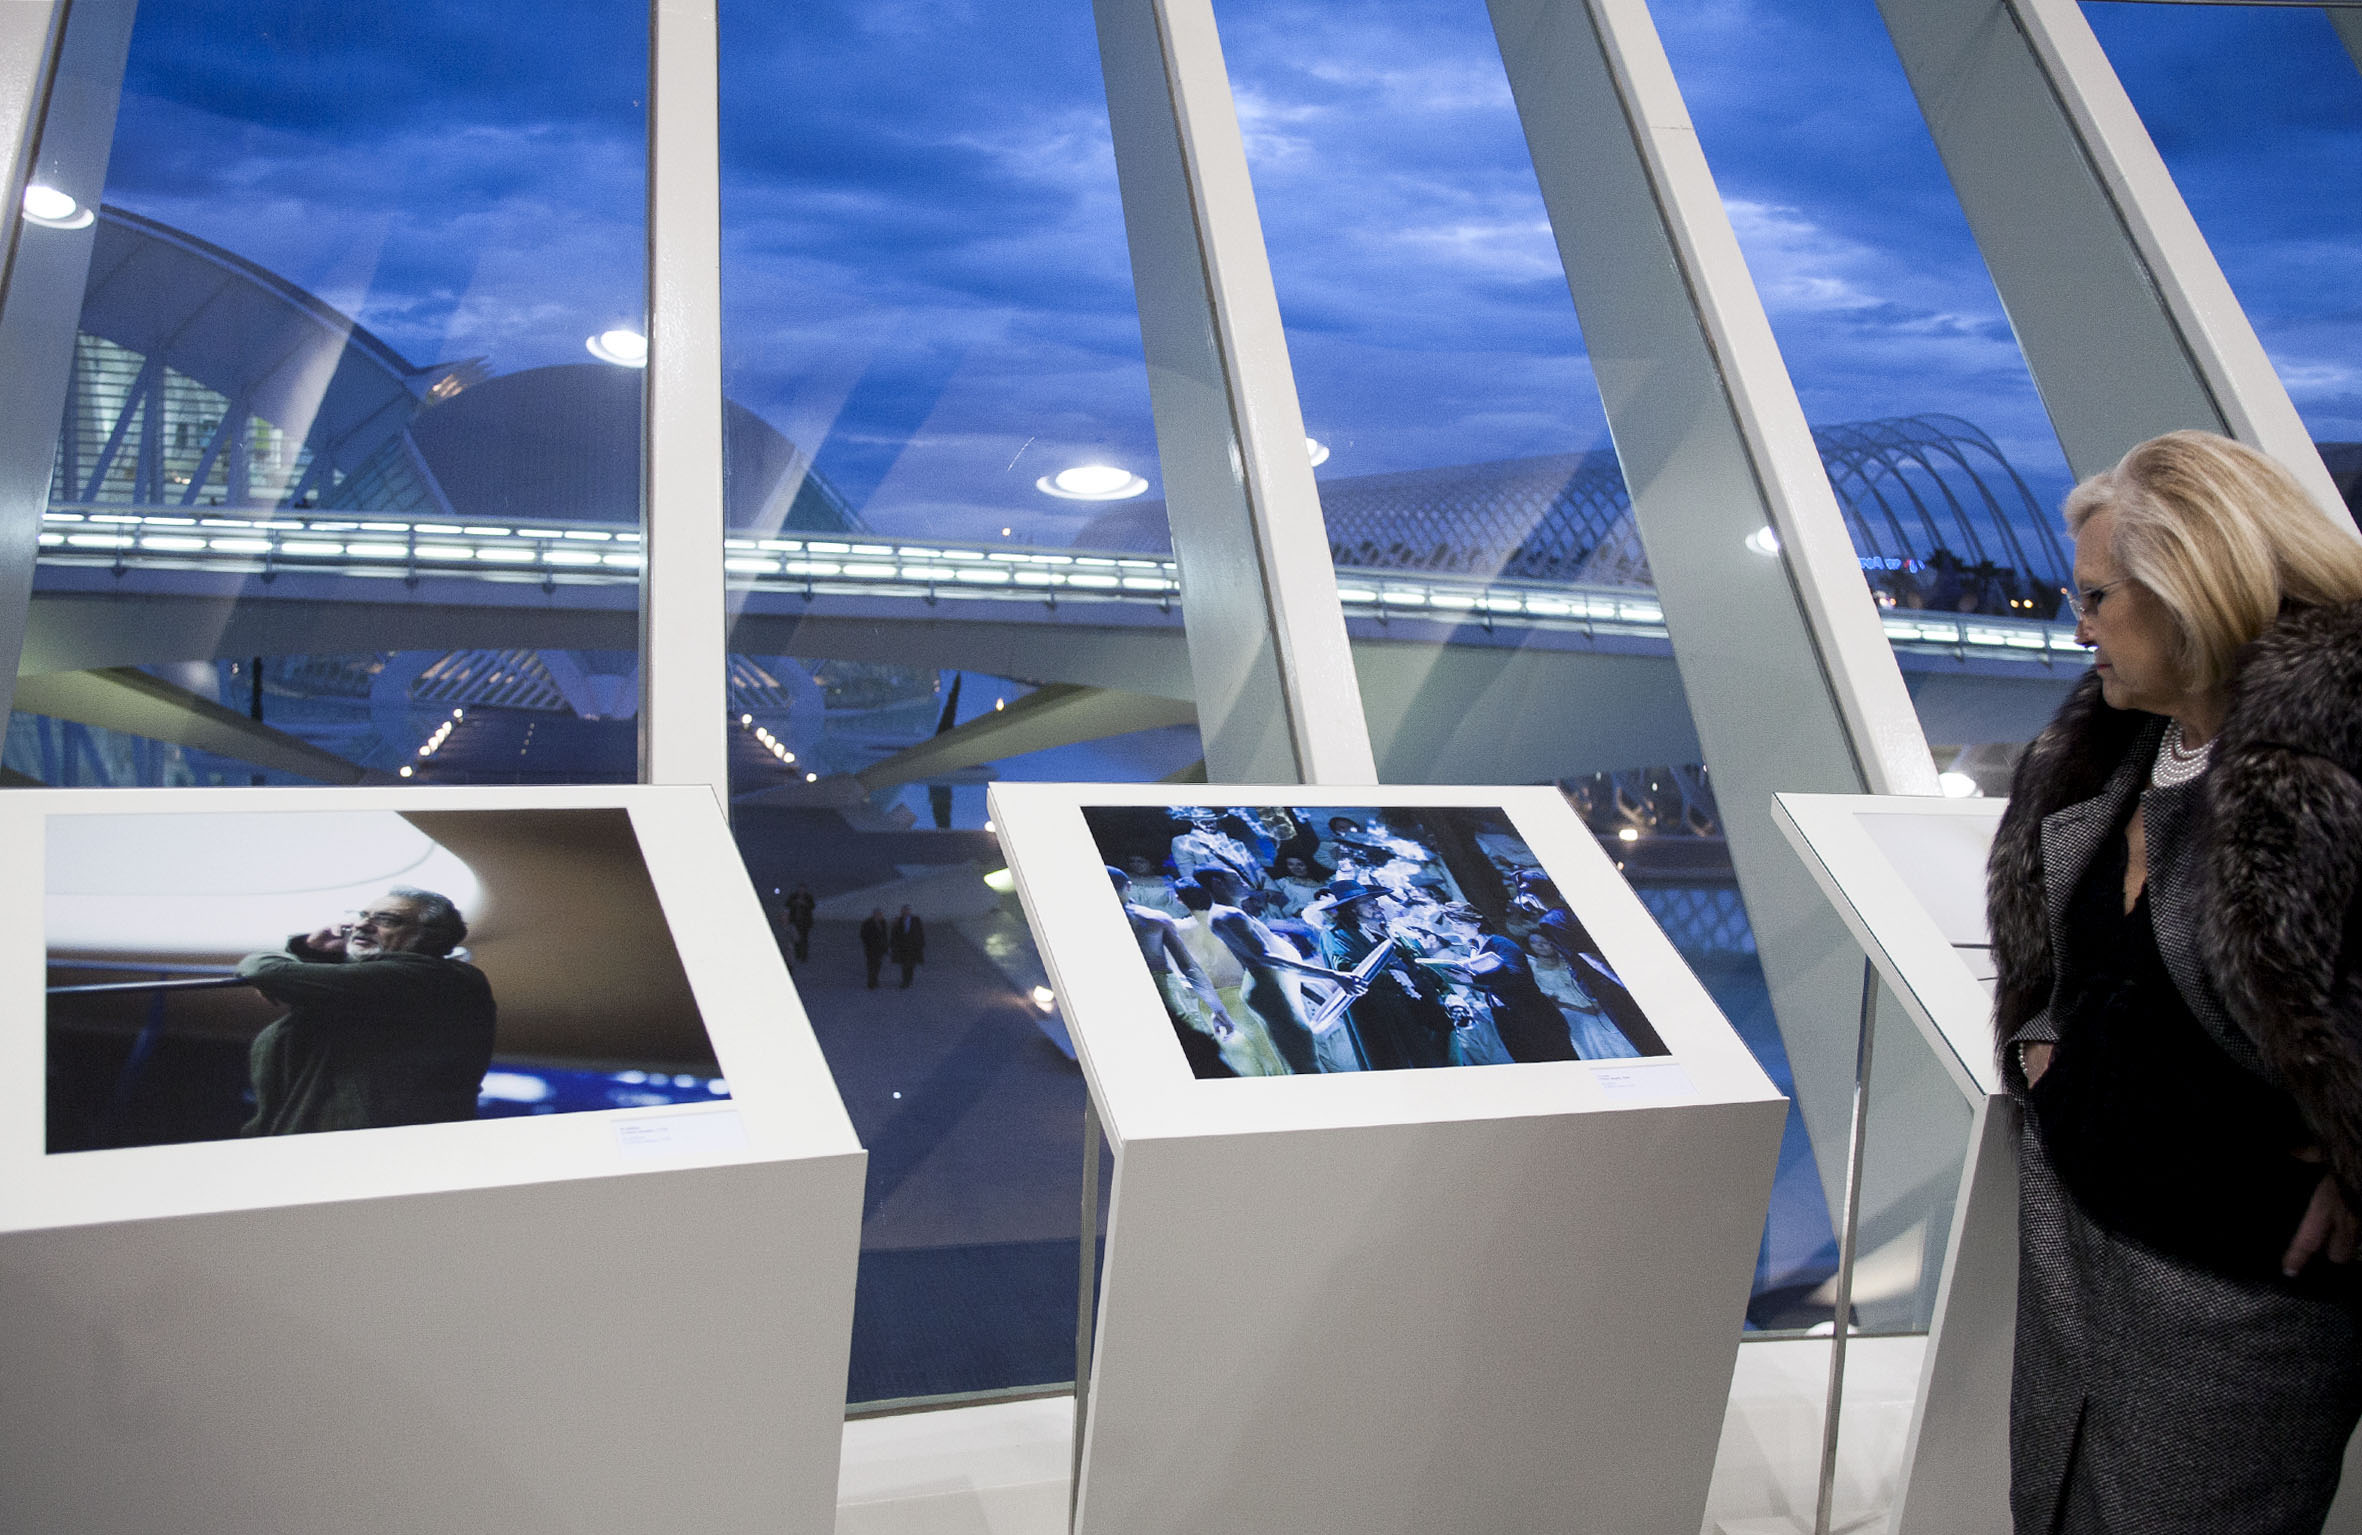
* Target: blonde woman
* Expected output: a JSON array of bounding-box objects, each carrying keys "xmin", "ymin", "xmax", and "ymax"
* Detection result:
[{"xmin": 1988, "ymin": 431, "xmax": 2362, "ymax": 1533}]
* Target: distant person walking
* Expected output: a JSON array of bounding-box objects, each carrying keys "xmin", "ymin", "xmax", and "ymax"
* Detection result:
[
  {"xmin": 783, "ymin": 883, "xmax": 817, "ymax": 962},
  {"xmin": 860, "ymin": 908, "xmax": 890, "ymax": 990},
  {"xmin": 891, "ymin": 905, "xmax": 927, "ymax": 988}
]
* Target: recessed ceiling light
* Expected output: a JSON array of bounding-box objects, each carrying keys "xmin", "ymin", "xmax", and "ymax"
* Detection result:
[
  {"xmin": 1037, "ymin": 464, "xmax": 1148, "ymax": 501},
  {"xmin": 586, "ymin": 328, "xmax": 648, "ymax": 367},
  {"xmin": 1305, "ymin": 437, "xmax": 1329, "ymax": 467},
  {"xmin": 22, "ymin": 185, "xmax": 93, "ymax": 230},
  {"xmin": 1745, "ymin": 526, "xmax": 1782, "ymax": 557},
  {"xmin": 1938, "ymin": 770, "xmax": 1983, "ymax": 799}
]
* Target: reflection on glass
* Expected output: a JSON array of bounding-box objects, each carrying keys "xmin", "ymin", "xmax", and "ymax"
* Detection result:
[
  {"xmin": 6, "ymin": 0, "xmax": 649, "ymax": 789},
  {"xmin": 718, "ymin": 0, "xmax": 1190, "ymax": 1407}
]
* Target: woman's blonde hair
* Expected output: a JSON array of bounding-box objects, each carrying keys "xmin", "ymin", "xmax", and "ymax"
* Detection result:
[{"xmin": 2063, "ymin": 430, "xmax": 2362, "ymax": 691}]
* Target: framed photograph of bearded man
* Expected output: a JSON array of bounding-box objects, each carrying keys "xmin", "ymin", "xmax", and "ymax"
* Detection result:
[
  {"xmin": 43, "ymin": 803, "xmax": 726, "ymax": 1152},
  {"xmin": 1079, "ymin": 801, "xmax": 1669, "ymax": 1080}
]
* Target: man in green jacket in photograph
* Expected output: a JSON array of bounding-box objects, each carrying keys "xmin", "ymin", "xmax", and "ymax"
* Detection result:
[{"xmin": 236, "ymin": 888, "xmax": 496, "ymax": 1137}]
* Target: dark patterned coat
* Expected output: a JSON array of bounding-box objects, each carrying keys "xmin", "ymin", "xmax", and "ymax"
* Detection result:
[
  {"xmin": 1990, "ymin": 599, "xmax": 2362, "ymax": 1201},
  {"xmin": 1986, "ymin": 599, "xmax": 2362, "ymax": 1534}
]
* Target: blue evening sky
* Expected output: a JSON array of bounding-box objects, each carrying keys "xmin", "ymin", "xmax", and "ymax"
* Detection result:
[{"xmin": 93, "ymin": 0, "xmax": 2362, "ymax": 544}]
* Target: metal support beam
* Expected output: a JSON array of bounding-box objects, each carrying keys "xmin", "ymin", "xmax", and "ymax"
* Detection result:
[
  {"xmin": 2333, "ymin": 8, "xmax": 2362, "ymax": 74},
  {"xmin": 1488, "ymin": 0, "xmax": 1941, "ymax": 1226},
  {"xmin": 0, "ymin": 0, "xmax": 125, "ymax": 723},
  {"xmin": 1094, "ymin": 0, "xmax": 1375, "ymax": 787},
  {"xmin": 640, "ymin": 0, "xmax": 728, "ymax": 801},
  {"xmin": 77, "ymin": 349, "xmax": 154, "ymax": 501},
  {"xmin": 1876, "ymin": 0, "xmax": 2349, "ymax": 520},
  {"xmin": 12, "ymin": 666, "xmax": 368, "ymax": 783},
  {"xmin": 853, "ymin": 684, "xmax": 1197, "ymax": 797}
]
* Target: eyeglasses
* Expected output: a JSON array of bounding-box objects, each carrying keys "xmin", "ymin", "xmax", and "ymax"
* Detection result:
[
  {"xmin": 2063, "ymin": 580, "xmax": 2126, "ymax": 623},
  {"xmin": 342, "ymin": 908, "xmax": 418, "ymax": 929}
]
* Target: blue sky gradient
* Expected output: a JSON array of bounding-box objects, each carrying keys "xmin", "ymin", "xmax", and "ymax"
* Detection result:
[{"xmin": 92, "ymin": 0, "xmax": 2362, "ymax": 545}]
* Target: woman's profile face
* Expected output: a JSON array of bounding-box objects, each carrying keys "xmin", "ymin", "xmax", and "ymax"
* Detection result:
[{"xmin": 2074, "ymin": 508, "xmax": 2189, "ymax": 717}]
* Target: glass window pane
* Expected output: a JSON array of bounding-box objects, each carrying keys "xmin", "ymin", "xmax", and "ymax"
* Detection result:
[
  {"xmin": 1658, "ymin": 0, "xmax": 2079, "ymax": 622},
  {"xmin": 1209, "ymin": 0, "xmax": 1845, "ymax": 1343},
  {"xmin": 719, "ymin": 0, "xmax": 1188, "ymax": 1406},
  {"xmin": 7, "ymin": 0, "xmax": 648, "ymax": 790},
  {"xmin": 2085, "ymin": 3, "xmax": 2362, "ymax": 491}
]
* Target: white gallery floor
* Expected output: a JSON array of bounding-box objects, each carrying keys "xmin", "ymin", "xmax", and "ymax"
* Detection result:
[{"xmin": 834, "ymin": 1334, "xmax": 1926, "ymax": 1535}]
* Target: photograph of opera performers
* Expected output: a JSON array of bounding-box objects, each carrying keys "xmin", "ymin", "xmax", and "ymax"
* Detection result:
[
  {"xmin": 45, "ymin": 807, "xmax": 728, "ymax": 1153},
  {"xmin": 1081, "ymin": 804, "xmax": 1668, "ymax": 1080}
]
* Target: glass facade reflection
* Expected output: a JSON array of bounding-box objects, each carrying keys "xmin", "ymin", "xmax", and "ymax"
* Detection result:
[
  {"xmin": 718, "ymin": 0, "xmax": 1185, "ymax": 1404},
  {"xmin": 6, "ymin": 0, "xmax": 649, "ymax": 789}
]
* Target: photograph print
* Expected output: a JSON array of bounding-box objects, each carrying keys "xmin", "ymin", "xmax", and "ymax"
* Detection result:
[
  {"xmin": 1082, "ymin": 803, "xmax": 1668, "ymax": 1080},
  {"xmin": 45, "ymin": 806, "xmax": 728, "ymax": 1153}
]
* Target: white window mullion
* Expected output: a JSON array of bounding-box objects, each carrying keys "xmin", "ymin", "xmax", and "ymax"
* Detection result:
[{"xmin": 640, "ymin": 0, "xmax": 729, "ymax": 799}]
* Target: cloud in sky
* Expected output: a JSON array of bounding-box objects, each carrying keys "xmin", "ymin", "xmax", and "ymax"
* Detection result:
[
  {"xmin": 2086, "ymin": 2, "xmax": 2362, "ymax": 445},
  {"xmin": 1215, "ymin": 0, "xmax": 1606, "ymax": 476},
  {"xmin": 104, "ymin": 0, "xmax": 646, "ymax": 376},
  {"xmin": 88, "ymin": 0, "xmax": 2362, "ymax": 545},
  {"xmin": 712, "ymin": 0, "xmax": 1160, "ymax": 540}
]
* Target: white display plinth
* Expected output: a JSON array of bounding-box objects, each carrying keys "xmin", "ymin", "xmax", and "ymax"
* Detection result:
[
  {"xmin": 1774, "ymin": 792, "xmax": 2011, "ymax": 1535},
  {"xmin": 3, "ymin": 785, "xmax": 866, "ymax": 1535},
  {"xmin": 991, "ymin": 783, "xmax": 1786, "ymax": 1535}
]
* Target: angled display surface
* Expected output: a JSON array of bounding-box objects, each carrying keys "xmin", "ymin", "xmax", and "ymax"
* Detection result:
[
  {"xmin": 2, "ymin": 783, "xmax": 856, "ymax": 1231},
  {"xmin": 1774, "ymin": 793, "xmax": 2003, "ymax": 1101},
  {"xmin": 45, "ymin": 803, "xmax": 729, "ymax": 1152},
  {"xmin": 995, "ymin": 781, "xmax": 1784, "ymax": 1535},
  {"xmin": 1005, "ymin": 784, "xmax": 1773, "ymax": 1144},
  {"xmin": 1079, "ymin": 800, "xmax": 1668, "ymax": 1080}
]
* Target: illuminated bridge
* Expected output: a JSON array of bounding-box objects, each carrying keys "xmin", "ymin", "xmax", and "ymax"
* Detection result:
[{"xmin": 10, "ymin": 206, "xmax": 2092, "ymax": 798}]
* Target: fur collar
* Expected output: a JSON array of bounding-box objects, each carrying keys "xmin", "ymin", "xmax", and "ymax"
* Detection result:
[{"xmin": 1989, "ymin": 599, "xmax": 2362, "ymax": 1197}]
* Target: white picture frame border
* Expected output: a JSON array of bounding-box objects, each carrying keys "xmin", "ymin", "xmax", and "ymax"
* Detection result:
[
  {"xmin": 991, "ymin": 780, "xmax": 1779, "ymax": 1139},
  {"xmin": 987, "ymin": 779, "xmax": 1776, "ymax": 1133},
  {"xmin": 6, "ymin": 783, "xmax": 860, "ymax": 1233}
]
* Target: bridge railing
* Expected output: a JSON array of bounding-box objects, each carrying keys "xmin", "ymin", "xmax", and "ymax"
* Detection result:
[{"xmin": 38, "ymin": 504, "xmax": 2086, "ymax": 669}]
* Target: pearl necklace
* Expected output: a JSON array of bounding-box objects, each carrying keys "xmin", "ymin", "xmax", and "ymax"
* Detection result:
[{"xmin": 2150, "ymin": 718, "xmax": 2214, "ymax": 789}]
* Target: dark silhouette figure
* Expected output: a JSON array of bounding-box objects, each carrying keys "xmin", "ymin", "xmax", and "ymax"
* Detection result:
[
  {"xmin": 783, "ymin": 883, "xmax": 817, "ymax": 961},
  {"xmin": 890, "ymin": 905, "xmax": 927, "ymax": 988},
  {"xmin": 859, "ymin": 908, "xmax": 890, "ymax": 989}
]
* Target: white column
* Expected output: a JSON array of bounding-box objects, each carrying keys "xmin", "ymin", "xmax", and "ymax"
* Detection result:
[
  {"xmin": 1093, "ymin": 0, "xmax": 1375, "ymax": 786},
  {"xmin": 640, "ymin": 0, "xmax": 729, "ymax": 801},
  {"xmin": 1877, "ymin": 0, "xmax": 2348, "ymax": 522},
  {"xmin": 0, "ymin": 0, "xmax": 120, "ymax": 722},
  {"xmin": 1488, "ymin": 0, "xmax": 1945, "ymax": 1225}
]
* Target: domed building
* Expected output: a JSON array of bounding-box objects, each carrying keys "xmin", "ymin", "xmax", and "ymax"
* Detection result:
[
  {"xmin": 55, "ymin": 207, "xmax": 853, "ymax": 536},
  {"xmin": 19, "ymin": 206, "xmax": 877, "ymax": 791},
  {"xmin": 1081, "ymin": 415, "xmax": 2085, "ymax": 620}
]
